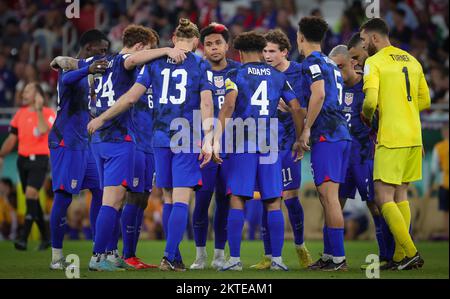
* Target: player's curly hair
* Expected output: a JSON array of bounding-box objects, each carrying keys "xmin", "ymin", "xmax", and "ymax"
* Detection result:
[
  {"xmin": 200, "ymin": 22, "xmax": 230, "ymax": 44},
  {"xmin": 298, "ymin": 16, "xmax": 329, "ymax": 43},
  {"xmin": 149, "ymin": 28, "xmax": 160, "ymax": 48},
  {"xmin": 122, "ymin": 24, "xmax": 156, "ymax": 48},
  {"xmin": 233, "ymin": 31, "xmax": 267, "ymax": 53},
  {"xmin": 264, "ymin": 29, "xmax": 291, "ymax": 52},
  {"xmin": 175, "ymin": 18, "xmax": 200, "ymax": 39}
]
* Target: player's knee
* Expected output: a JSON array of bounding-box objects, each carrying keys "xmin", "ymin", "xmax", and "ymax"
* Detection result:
[
  {"xmin": 265, "ymin": 198, "xmax": 282, "ymax": 211},
  {"xmin": 366, "ymin": 201, "xmax": 380, "ymax": 216},
  {"xmin": 282, "ymin": 189, "xmax": 298, "ymax": 199}
]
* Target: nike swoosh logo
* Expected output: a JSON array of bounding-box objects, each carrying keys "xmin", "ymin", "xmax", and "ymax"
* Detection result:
[
  {"xmin": 283, "ymin": 182, "xmax": 292, "ymax": 187},
  {"xmin": 312, "ymin": 74, "xmax": 320, "ymax": 79}
]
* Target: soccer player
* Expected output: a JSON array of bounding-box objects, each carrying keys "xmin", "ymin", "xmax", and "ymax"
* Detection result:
[
  {"xmin": 360, "ymin": 18, "xmax": 430, "ymax": 270},
  {"xmin": 347, "ymin": 33, "xmax": 369, "ymax": 74},
  {"xmin": 296, "ymin": 17, "xmax": 352, "ymax": 271},
  {"xmin": 87, "ymin": 18, "xmax": 214, "ymax": 272},
  {"xmin": 213, "ymin": 31, "xmax": 305, "ymax": 271},
  {"xmin": 189, "ymin": 23, "xmax": 240, "ymax": 270},
  {"xmin": 55, "ymin": 25, "xmax": 187, "ymax": 271},
  {"xmin": 250, "ymin": 28, "xmax": 312, "ymax": 269},
  {"xmin": 47, "ymin": 29, "xmax": 109, "ymax": 270},
  {"xmin": 329, "ymin": 44, "xmax": 396, "ymax": 270}
]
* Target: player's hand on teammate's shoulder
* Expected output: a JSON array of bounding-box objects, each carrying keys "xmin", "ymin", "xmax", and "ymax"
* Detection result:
[
  {"xmin": 166, "ymin": 47, "xmax": 188, "ymax": 64},
  {"xmin": 299, "ymin": 127, "xmax": 311, "ymax": 152},
  {"xmin": 87, "ymin": 117, "xmax": 105, "ymax": 135},
  {"xmin": 88, "ymin": 60, "xmax": 109, "ymax": 74}
]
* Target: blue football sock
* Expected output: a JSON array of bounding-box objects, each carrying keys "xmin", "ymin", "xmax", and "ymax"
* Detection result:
[
  {"xmin": 381, "ymin": 217, "xmax": 395, "ymax": 260},
  {"xmin": 93, "ymin": 206, "xmax": 118, "ymax": 254},
  {"xmin": 163, "ymin": 203, "xmax": 182, "ymax": 261},
  {"xmin": 133, "ymin": 207, "xmax": 144, "ymax": 255},
  {"xmin": 50, "ymin": 191, "xmax": 72, "ymax": 249},
  {"xmin": 284, "ymin": 197, "xmax": 305, "ymax": 246},
  {"xmin": 227, "ymin": 208, "xmax": 245, "ymax": 258},
  {"xmin": 261, "ymin": 206, "xmax": 272, "ymax": 255},
  {"xmin": 193, "ymin": 191, "xmax": 213, "ymax": 247},
  {"xmin": 164, "ymin": 202, "xmax": 188, "ymax": 262},
  {"xmin": 327, "ymin": 227, "xmax": 345, "ymax": 258},
  {"xmin": 245, "ymin": 200, "xmax": 262, "ymax": 240},
  {"xmin": 213, "ymin": 191, "xmax": 229, "ymax": 250},
  {"xmin": 89, "ymin": 188, "xmax": 102, "ymax": 240},
  {"xmin": 267, "ymin": 210, "xmax": 285, "ymax": 257},
  {"xmin": 106, "ymin": 208, "xmax": 122, "ymax": 252},
  {"xmin": 372, "ymin": 214, "xmax": 387, "ymax": 260},
  {"xmin": 121, "ymin": 203, "xmax": 138, "ymax": 258},
  {"xmin": 323, "ymin": 226, "xmax": 332, "ymax": 255}
]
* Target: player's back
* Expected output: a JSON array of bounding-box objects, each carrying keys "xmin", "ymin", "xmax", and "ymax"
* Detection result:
[
  {"xmin": 301, "ymin": 51, "xmax": 350, "ymax": 144},
  {"xmin": 90, "ymin": 53, "xmax": 135, "ymax": 143},
  {"xmin": 49, "ymin": 70, "xmax": 90, "ymax": 150},
  {"xmin": 143, "ymin": 52, "xmax": 211, "ymax": 148},
  {"xmin": 227, "ymin": 62, "xmax": 294, "ymax": 152},
  {"xmin": 364, "ymin": 45, "xmax": 427, "ymax": 148}
]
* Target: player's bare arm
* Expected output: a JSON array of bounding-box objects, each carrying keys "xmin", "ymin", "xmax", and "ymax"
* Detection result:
[
  {"xmin": 87, "ymin": 82, "xmax": 147, "ymax": 134},
  {"xmin": 213, "ymin": 89, "xmax": 237, "ymax": 164},
  {"xmin": 199, "ymin": 90, "xmax": 214, "ymax": 168},
  {"xmin": 124, "ymin": 47, "xmax": 188, "ymax": 70},
  {"xmin": 288, "ymin": 99, "xmax": 307, "ymax": 161},
  {"xmin": 50, "ymin": 56, "xmax": 80, "ymax": 71},
  {"xmin": 301, "ymin": 79, "xmax": 325, "ymax": 151}
]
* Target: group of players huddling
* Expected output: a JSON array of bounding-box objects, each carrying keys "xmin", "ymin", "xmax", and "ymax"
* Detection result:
[{"xmin": 47, "ymin": 15, "xmax": 429, "ymax": 272}]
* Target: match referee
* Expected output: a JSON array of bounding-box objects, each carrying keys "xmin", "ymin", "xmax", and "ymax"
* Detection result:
[
  {"xmin": 360, "ymin": 18, "xmax": 431, "ymax": 270},
  {"xmin": 0, "ymin": 82, "xmax": 56, "ymax": 251}
]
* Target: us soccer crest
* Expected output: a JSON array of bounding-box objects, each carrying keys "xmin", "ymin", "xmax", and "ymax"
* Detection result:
[
  {"xmin": 133, "ymin": 177, "xmax": 139, "ymax": 187},
  {"xmin": 71, "ymin": 180, "xmax": 78, "ymax": 189},
  {"xmin": 344, "ymin": 92, "xmax": 354, "ymax": 106},
  {"xmin": 214, "ymin": 76, "xmax": 224, "ymax": 88}
]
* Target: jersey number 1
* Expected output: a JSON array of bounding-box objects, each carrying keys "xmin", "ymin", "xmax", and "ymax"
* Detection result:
[{"xmin": 402, "ymin": 67, "xmax": 412, "ymax": 102}]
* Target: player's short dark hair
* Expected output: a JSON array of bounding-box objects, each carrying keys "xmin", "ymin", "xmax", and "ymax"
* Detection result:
[
  {"xmin": 347, "ymin": 32, "xmax": 362, "ymax": 50},
  {"xmin": 264, "ymin": 29, "xmax": 291, "ymax": 52},
  {"xmin": 298, "ymin": 16, "xmax": 329, "ymax": 43},
  {"xmin": 122, "ymin": 24, "xmax": 156, "ymax": 48},
  {"xmin": 79, "ymin": 29, "xmax": 109, "ymax": 47},
  {"xmin": 233, "ymin": 31, "xmax": 267, "ymax": 53},
  {"xmin": 360, "ymin": 18, "xmax": 389, "ymax": 36},
  {"xmin": 200, "ymin": 23, "xmax": 230, "ymax": 44}
]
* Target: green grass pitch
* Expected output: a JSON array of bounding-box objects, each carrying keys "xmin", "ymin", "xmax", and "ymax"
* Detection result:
[{"xmin": 0, "ymin": 240, "xmax": 447, "ymax": 279}]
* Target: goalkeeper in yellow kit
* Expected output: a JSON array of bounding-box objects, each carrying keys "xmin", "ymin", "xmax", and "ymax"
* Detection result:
[{"xmin": 359, "ymin": 18, "xmax": 430, "ymax": 270}]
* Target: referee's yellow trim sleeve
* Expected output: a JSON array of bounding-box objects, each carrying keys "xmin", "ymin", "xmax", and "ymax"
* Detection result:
[{"xmin": 362, "ymin": 88, "xmax": 378, "ymax": 120}]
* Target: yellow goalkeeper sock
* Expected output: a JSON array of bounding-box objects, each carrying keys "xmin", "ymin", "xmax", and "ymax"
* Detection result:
[{"xmin": 381, "ymin": 202, "xmax": 417, "ymax": 261}]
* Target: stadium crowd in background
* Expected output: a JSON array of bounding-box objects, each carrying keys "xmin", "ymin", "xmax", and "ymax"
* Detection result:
[{"xmin": 0, "ymin": 0, "xmax": 448, "ymax": 110}]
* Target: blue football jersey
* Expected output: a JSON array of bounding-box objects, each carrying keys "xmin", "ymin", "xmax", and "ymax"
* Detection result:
[
  {"xmin": 341, "ymin": 79, "xmax": 375, "ymax": 163},
  {"xmin": 49, "ymin": 65, "xmax": 91, "ymax": 150},
  {"xmin": 136, "ymin": 52, "xmax": 213, "ymax": 148},
  {"xmin": 225, "ymin": 62, "xmax": 297, "ymax": 153},
  {"xmin": 300, "ymin": 51, "xmax": 351, "ymax": 144},
  {"xmin": 86, "ymin": 53, "xmax": 135, "ymax": 143},
  {"xmin": 131, "ymin": 67, "xmax": 154, "ymax": 153},
  {"xmin": 278, "ymin": 61, "xmax": 303, "ymax": 151},
  {"xmin": 210, "ymin": 59, "xmax": 241, "ymax": 116}
]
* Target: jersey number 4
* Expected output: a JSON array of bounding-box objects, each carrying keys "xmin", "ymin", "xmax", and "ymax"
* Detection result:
[{"xmin": 251, "ymin": 80, "xmax": 269, "ymax": 116}]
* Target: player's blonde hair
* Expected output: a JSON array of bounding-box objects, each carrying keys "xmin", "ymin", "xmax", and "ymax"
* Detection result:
[{"xmin": 174, "ymin": 18, "xmax": 200, "ymax": 39}]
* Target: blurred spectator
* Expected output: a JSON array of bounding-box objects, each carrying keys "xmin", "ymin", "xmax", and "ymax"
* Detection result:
[
  {"xmin": 144, "ymin": 196, "xmax": 163, "ymax": 240},
  {"xmin": 429, "ymin": 67, "xmax": 449, "ymax": 104},
  {"xmin": 0, "ymin": 53, "xmax": 17, "ymax": 107},
  {"xmin": 429, "ymin": 124, "xmax": 449, "ymax": 240},
  {"xmin": 0, "ymin": 177, "xmax": 18, "ymax": 240},
  {"xmin": 390, "ymin": 8, "xmax": 413, "ymax": 49},
  {"xmin": 253, "ymin": 0, "xmax": 278, "ymax": 30},
  {"xmin": 1, "ymin": 17, "xmax": 29, "ymax": 58},
  {"xmin": 385, "ymin": 0, "xmax": 419, "ymax": 30},
  {"xmin": 275, "ymin": 9, "xmax": 298, "ymax": 59},
  {"xmin": 71, "ymin": 0, "xmax": 96, "ymax": 35},
  {"xmin": 108, "ymin": 14, "xmax": 131, "ymax": 53},
  {"xmin": 175, "ymin": 0, "xmax": 199, "ymax": 25},
  {"xmin": 343, "ymin": 195, "xmax": 369, "ymax": 240},
  {"xmin": 199, "ymin": 0, "xmax": 223, "ymax": 29}
]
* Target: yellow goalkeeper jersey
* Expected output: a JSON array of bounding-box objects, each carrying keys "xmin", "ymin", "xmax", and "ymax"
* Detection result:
[{"xmin": 363, "ymin": 45, "xmax": 431, "ymax": 148}]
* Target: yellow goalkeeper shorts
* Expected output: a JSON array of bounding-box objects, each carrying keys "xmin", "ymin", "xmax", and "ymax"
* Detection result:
[{"xmin": 374, "ymin": 145, "xmax": 422, "ymax": 185}]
